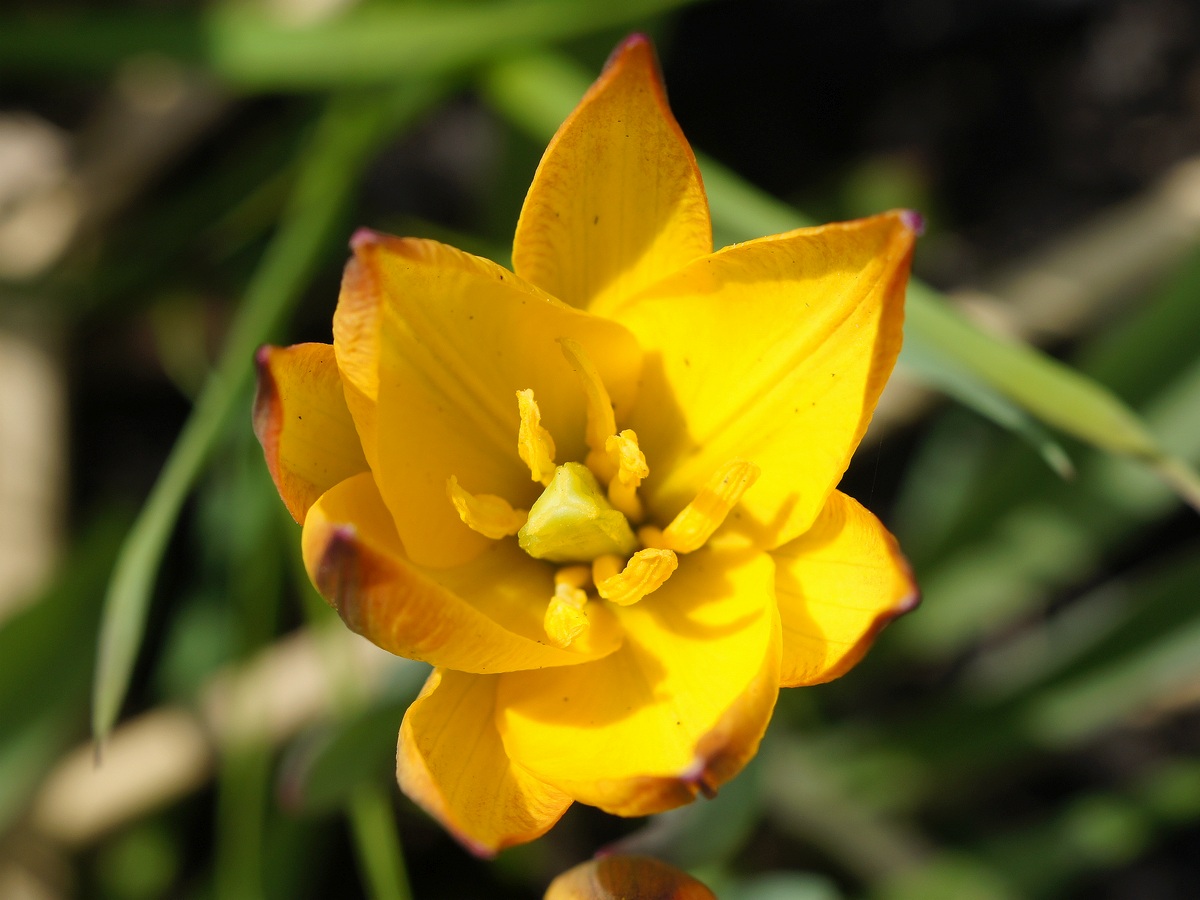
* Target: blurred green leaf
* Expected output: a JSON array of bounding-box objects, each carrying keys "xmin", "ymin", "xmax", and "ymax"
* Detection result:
[
  {"xmin": 719, "ymin": 871, "xmax": 844, "ymax": 900},
  {"xmin": 278, "ymin": 699, "xmax": 411, "ymax": 816},
  {"xmin": 906, "ymin": 282, "xmax": 1200, "ymax": 507},
  {"xmin": 92, "ymin": 83, "xmax": 443, "ymax": 744},
  {"xmin": 901, "ymin": 328, "xmax": 1074, "ymax": 478},
  {"xmin": 347, "ymin": 781, "xmax": 411, "ymax": 900},
  {"xmin": 95, "ymin": 820, "xmax": 181, "ymax": 900},
  {"xmin": 0, "ymin": 0, "xmax": 701, "ymax": 88},
  {"xmin": 216, "ymin": 744, "xmax": 272, "ymax": 900},
  {"xmin": 873, "ymin": 856, "xmax": 1016, "ymax": 900},
  {"xmin": 0, "ymin": 513, "xmax": 125, "ymax": 828}
]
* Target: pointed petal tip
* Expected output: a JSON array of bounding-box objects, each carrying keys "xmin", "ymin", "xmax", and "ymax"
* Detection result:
[
  {"xmin": 899, "ymin": 208, "xmax": 926, "ymax": 236},
  {"xmin": 605, "ymin": 33, "xmax": 654, "ymax": 71},
  {"xmin": 349, "ymin": 227, "xmax": 383, "ymax": 251}
]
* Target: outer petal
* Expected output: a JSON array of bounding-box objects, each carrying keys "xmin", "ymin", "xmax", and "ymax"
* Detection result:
[
  {"xmin": 333, "ymin": 238, "xmax": 385, "ymax": 476},
  {"xmin": 335, "ymin": 231, "xmax": 642, "ymax": 568},
  {"xmin": 772, "ymin": 490, "xmax": 919, "ymax": 687},
  {"xmin": 512, "ymin": 34, "xmax": 712, "ymax": 315},
  {"xmin": 610, "ymin": 211, "xmax": 917, "ymax": 552},
  {"xmin": 252, "ymin": 343, "xmax": 368, "ymax": 523},
  {"xmin": 545, "ymin": 856, "xmax": 716, "ymax": 900},
  {"xmin": 496, "ymin": 548, "xmax": 780, "ymax": 817},
  {"xmin": 397, "ymin": 668, "xmax": 572, "ymax": 857},
  {"xmin": 303, "ymin": 472, "xmax": 622, "ymax": 672}
]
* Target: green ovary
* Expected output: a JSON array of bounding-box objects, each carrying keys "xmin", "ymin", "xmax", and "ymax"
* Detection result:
[{"xmin": 518, "ymin": 462, "xmax": 638, "ymax": 563}]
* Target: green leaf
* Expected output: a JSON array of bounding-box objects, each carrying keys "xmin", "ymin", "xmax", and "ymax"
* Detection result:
[
  {"xmin": 0, "ymin": 0, "xmax": 702, "ymax": 88},
  {"xmin": 901, "ymin": 326, "xmax": 1074, "ymax": 479},
  {"xmin": 91, "ymin": 84, "xmax": 443, "ymax": 745},
  {"xmin": 348, "ymin": 781, "xmax": 412, "ymax": 900}
]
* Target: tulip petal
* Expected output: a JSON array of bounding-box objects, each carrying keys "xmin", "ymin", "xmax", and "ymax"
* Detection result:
[
  {"xmin": 545, "ymin": 856, "xmax": 716, "ymax": 900},
  {"xmin": 303, "ymin": 472, "xmax": 622, "ymax": 672},
  {"xmin": 335, "ymin": 232, "xmax": 642, "ymax": 568},
  {"xmin": 512, "ymin": 34, "xmax": 711, "ymax": 315},
  {"xmin": 497, "ymin": 548, "xmax": 780, "ymax": 817},
  {"xmin": 333, "ymin": 237, "xmax": 386, "ymax": 475},
  {"xmin": 252, "ymin": 343, "xmax": 369, "ymax": 523},
  {"xmin": 397, "ymin": 668, "xmax": 572, "ymax": 857},
  {"xmin": 610, "ymin": 212, "xmax": 916, "ymax": 552},
  {"xmin": 772, "ymin": 490, "xmax": 918, "ymax": 686}
]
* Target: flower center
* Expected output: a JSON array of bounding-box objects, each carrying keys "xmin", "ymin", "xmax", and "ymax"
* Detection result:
[{"xmin": 445, "ymin": 340, "xmax": 759, "ymax": 649}]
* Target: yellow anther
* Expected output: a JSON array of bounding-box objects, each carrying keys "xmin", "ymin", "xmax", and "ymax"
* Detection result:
[
  {"xmin": 559, "ymin": 338, "xmax": 617, "ymax": 483},
  {"xmin": 516, "ymin": 389, "xmax": 556, "ymax": 485},
  {"xmin": 544, "ymin": 566, "xmax": 593, "ymax": 648},
  {"xmin": 596, "ymin": 548, "xmax": 678, "ymax": 606},
  {"xmin": 656, "ymin": 460, "xmax": 761, "ymax": 553},
  {"xmin": 604, "ymin": 430, "xmax": 648, "ymax": 522},
  {"xmin": 446, "ymin": 476, "xmax": 527, "ymax": 540},
  {"xmin": 591, "ymin": 553, "xmax": 624, "ymax": 587}
]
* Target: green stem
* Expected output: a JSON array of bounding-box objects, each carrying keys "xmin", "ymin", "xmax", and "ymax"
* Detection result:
[{"xmin": 349, "ymin": 782, "xmax": 413, "ymax": 900}]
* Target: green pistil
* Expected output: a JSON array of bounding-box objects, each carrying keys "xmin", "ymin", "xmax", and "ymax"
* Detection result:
[{"xmin": 518, "ymin": 463, "xmax": 638, "ymax": 563}]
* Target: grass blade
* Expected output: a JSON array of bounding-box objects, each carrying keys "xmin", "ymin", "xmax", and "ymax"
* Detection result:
[{"xmin": 348, "ymin": 781, "xmax": 412, "ymax": 900}]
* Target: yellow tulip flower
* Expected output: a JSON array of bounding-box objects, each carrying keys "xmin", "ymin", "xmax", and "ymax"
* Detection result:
[{"xmin": 254, "ymin": 34, "xmax": 919, "ymax": 856}]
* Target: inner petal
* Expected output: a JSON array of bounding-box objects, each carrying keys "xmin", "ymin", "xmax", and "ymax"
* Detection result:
[{"xmin": 496, "ymin": 547, "xmax": 780, "ymax": 817}]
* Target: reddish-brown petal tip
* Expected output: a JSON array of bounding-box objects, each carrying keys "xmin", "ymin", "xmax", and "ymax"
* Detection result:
[
  {"xmin": 601, "ymin": 33, "xmax": 670, "ymax": 96},
  {"xmin": 604, "ymin": 33, "xmax": 651, "ymax": 70},
  {"xmin": 349, "ymin": 227, "xmax": 382, "ymax": 251},
  {"xmin": 899, "ymin": 208, "xmax": 926, "ymax": 236},
  {"xmin": 313, "ymin": 524, "xmax": 363, "ymax": 624},
  {"xmin": 251, "ymin": 346, "xmax": 283, "ymax": 480}
]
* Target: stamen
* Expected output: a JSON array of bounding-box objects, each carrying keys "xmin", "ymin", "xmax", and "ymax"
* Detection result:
[
  {"xmin": 604, "ymin": 430, "xmax": 648, "ymax": 522},
  {"xmin": 596, "ymin": 548, "xmax": 678, "ymax": 606},
  {"xmin": 647, "ymin": 460, "xmax": 760, "ymax": 553},
  {"xmin": 558, "ymin": 338, "xmax": 617, "ymax": 483},
  {"xmin": 446, "ymin": 476, "xmax": 527, "ymax": 539},
  {"xmin": 516, "ymin": 389, "xmax": 556, "ymax": 485},
  {"xmin": 544, "ymin": 566, "xmax": 592, "ymax": 648}
]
